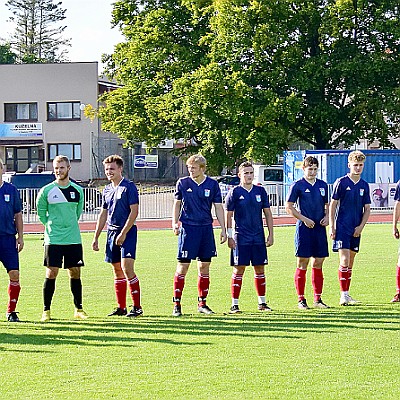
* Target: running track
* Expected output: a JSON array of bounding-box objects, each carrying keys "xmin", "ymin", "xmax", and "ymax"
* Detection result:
[{"xmin": 24, "ymin": 213, "xmax": 393, "ymax": 233}]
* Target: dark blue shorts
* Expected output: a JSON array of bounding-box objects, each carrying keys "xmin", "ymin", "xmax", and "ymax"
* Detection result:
[
  {"xmin": 332, "ymin": 229, "xmax": 361, "ymax": 253},
  {"xmin": 230, "ymin": 243, "xmax": 268, "ymax": 267},
  {"xmin": 44, "ymin": 244, "xmax": 84, "ymax": 268},
  {"xmin": 105, "ymin": 226, "xmax": 137, "ymax": 263},
  {"xmin": 177, "ymin": 224, "xmax": 217, "ymax": 260},
  {"xmin": 0, "ymin": 235, "xmax": 19, "ymax": 272},
  {"xmin": 295, "ymin": 223, "xmax": 329, "ymax": 258}
]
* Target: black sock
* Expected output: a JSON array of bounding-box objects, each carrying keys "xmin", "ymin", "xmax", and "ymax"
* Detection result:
[
  {"xmin": 43, "ymin": 278, "xmax": 56, "ymax": 311},
  {"xmin": 70, "ymin": 278, "xmax": 83, "ymax": 309}
]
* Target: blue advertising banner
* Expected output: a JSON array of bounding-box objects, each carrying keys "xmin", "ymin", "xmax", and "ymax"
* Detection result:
[{"xmin": 0, "ymin": 123, "xmax": 43, "ymax": 137}]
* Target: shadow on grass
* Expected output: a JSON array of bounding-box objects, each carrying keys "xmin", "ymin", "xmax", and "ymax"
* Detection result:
[{"xmin": 0, "ymin": 306, "xmax": 398, "ymax": 351}]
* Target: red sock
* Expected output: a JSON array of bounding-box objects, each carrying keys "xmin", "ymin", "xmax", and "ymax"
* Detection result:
[
  {"xmin": 8, "ymin": 281, "xmax": 21, "ymax": 313},
  {"xmin": 114, "ymin": 278, "xmax": 127, "ymax": 309},
  {"xmin": 312, "ymin": 268, "xmax": 324, "ymax": 301},
  {"xmin": 254, "ymin": 273, "xmax": 266, "ymax": 297},
  {"xmin": 347, "ymin": 268, "xmax": 353, "ymax": 291},
  {"xmin": 231, "ymin": 273, "xmax": 243, "ymax": 300},
  {"xmin": 338, "ymin": 266, "xmax": 348, "ymax": 292},
  {"xmin": 173, "ymin": 273, "xmax": 185, "ymax": 303},
  {"xmin": 294, "ymin": 268, "xmax": 306, "ymax": 300},
  {"xmin": 396, "ymin": 266, "xmax": 400, "ymax": 294},
  {"xmin": 198, "ymin": 274, "xmax": 210, "ymax": 301},
  {"xmin": 128, "ymin": 275, "xmax": 141, "ymax": 308}
]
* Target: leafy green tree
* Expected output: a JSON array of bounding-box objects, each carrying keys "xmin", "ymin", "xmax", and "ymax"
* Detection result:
[
  {"xmin": 100, "ymin": 0, "xmax": 400, "ymax": 173},
  {"xmin": 6, "ymin": 0, "xmax": 70, "ymax": 62},
  {"xmin": 0, "ymin": 43, "xmax": 17, "ymax": 64}
]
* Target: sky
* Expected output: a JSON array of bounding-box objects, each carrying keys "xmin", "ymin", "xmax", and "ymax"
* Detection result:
[{"xmin": 0, "ymin": 0, "xmax": 124, "ymax": 70}]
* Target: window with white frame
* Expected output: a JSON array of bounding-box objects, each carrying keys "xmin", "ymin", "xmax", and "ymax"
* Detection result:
[
  {"xmin": 4, "ymin": 103, "xmax": 38, "ymax": 122},
  {"xmin": 48, "ymin": 144, "xmax": 82, "ymax": 161},
  {"xmin": 47, "ymin": 102, "xmax": 81, "ymax": 120}
]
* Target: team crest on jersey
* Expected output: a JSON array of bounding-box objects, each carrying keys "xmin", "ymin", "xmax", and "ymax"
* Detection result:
[
  {"xmin": 4, "ymin": 194, "xmax": 10, "ymax": 202},
  {"xmin": 319, "ymin": 188, "xmax": 325, "ymax": 196},
  {"xmin": 256, "ymin": 194, "xmax": 261, "ymax": 202},
  {"xmin": 70, "ymin": 192, "xmax": 76, "ymax": 199},
  {"xmin": 360, "ymin": 189, "xmax": 364, "ymax": 196},
  {"xmin": 204, "ymin": 189, "xmax": 210, "ymax": 197}
]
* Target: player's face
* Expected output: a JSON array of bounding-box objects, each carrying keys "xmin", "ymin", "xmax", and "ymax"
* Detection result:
[
  {"xmin": 53, "ymin": 161, "xmax": 70, "ymax": 181},
  {"xmin": 239, "ymin": 166, "xmax": 254, "ymax": 185},
  {"xmin": 348, "ymin": 161, "xmax": 364, "ymax": 176},
  {"xmin": 187, "ymin": 162, "xmax": 204, "ymax": 179},
  {"xmin": 104, "ymin": 162, "xmax": 123, "ymax": 182},
  {"xmin": 303, "ymin": 164, "xmax": 318, "ymax": 181}
]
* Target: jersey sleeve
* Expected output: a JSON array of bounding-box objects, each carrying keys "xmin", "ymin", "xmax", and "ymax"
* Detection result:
[
  {"xmin": 286, "ymin": 182, "xmax": 298, "ymax": 203},
  {"xmin": 76, "ymin": 185, "xmax": 84, "ymax": 219},
  {"xmin": 363, "ymin": 181, "xmax": 371, "ymax": 205},
  {"xmin": 128, "ymin": 182, "xmax": 139, "ymax": 205},
  {"xmin": 36, "ymin": 186, "xmax": 48, "ymax": 225},
  {"xmin": 12, "ymin": 186, "xmax": 22, "ymax": 214},
  {"xmin": 212, "ymin": 179, "xmax": 223, "ymax": 203},
  {"xmin": 225, "ymin": 189, "xmax": 235, "ymax": 211},
  {"xmin": 322, "ymin": 181, "xmax": 329, "ymax": 204},
  {"xmin": 331, "ymin": 178, "xmax": 342, "ymax": 201},
  {"xmin": 174, "ymin": 179, "xmax": 183, "ymax": 200},
  {"xmin": 394, "ymin": 181, "xmax": 400, "ymax": 202},
  {"xmin": 261, "ymin": 188, "xmax": 270, "ymax": 208}
]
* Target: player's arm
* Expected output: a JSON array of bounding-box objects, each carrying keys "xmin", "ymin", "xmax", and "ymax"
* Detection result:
[
  {"xmin": 214, "ymin": 202, "xmax": 227, "ymax": 244},
  {"xmin": 285, "ymin": 201, "xmax": 315, "ymax": 228},
  {"xmin": 329, "ymin": 199, "xmax": 339, "ymax": 239},
  {"xmin": 115, "ymin": 203, "xmax": 139, "ymax": 246},
  {"xmin": 353, "ymin": 204, "xmax": 370, "ymax": 237},
  {"xmin": 393, "ymin": 201, "xmax": 400, "ymax": 239},
  {"xmin": 320, "ymin": 202, "xmax": 329, "ymax": 227},
  {"xmin": 14, "ymin": 211, "xmax": 24, "ymax": 252},
  {"xmin": 92, "ymin": 208, "xmax": 107, "ymax": 251},
  {"xmin": 76, "ymin": 187, "xmax": 84, "ymax": 219},
  {"xmin": 226, "ymin": 210, "xmax": 235, "ymax": 249},
  {"xmin": 36, "ymin": 188, "xmax": 48, "ymax": 225},
  {"xmin": 263, "ymin": 207, "xmax": 274, "ymax": 247},
  {"xmin": 172, "ymin": 199, "xmax": 181, "ymax": 235}
]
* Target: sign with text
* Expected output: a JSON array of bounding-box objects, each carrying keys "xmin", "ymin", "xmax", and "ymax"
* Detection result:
[
  {"xmin": 134, "ymin": 154, "xmax": 158, "ymax": 168},
  {"xmin": 0, "ymin": 123, "xmax": 43, "ymax": 137}
]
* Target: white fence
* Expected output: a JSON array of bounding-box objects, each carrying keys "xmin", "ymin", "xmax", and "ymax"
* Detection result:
[{"xmin": 19, "ymin": 183, "xmax": 394, "ymax": 223}]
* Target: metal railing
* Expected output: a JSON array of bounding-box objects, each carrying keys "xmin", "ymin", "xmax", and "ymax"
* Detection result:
[{"xmin": 19, "ymin": 183, "xmax": 394, "ymax": 223}]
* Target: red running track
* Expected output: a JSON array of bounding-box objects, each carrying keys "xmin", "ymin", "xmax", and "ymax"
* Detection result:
[{"xmin": 24, "ymin": 213, "xmax": 393, "ymax": 234}]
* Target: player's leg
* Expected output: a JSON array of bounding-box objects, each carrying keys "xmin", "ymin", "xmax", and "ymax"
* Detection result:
[
  {"xmin": 311, "ymin": 257, "xmax": 329, "ymax": 308},
  {"xmin": 123, "ymin": 258, "xmax": 143, "ymax": 317},
  {"xmin": 230, "ymin": 265, "xmax": 245, "ymax": 314},
  {"xmin": 295, "ymin": 258, "xmax": 309, "ymax": 309},
  {"xmin": 346, "ymin": 249, "xmax": 360, "ymax": 304},
  {"xmin": 7, "ymin": 270, "xmax": 21, "ymax": 322},
  {"xmin": 108, "ymin": 262, "xmax": 128, "ymax": 315},
  {"xmin": 197, "ymin": 260, "xmax": 213, "ymax": 314},
  {"xmin": 254, "ymin": 264, "xmax": 271, "ymax": 311},
  {"xmin": 391, "ymin": 253, "xmax": 400, "ymax": 303},
  {"xmin": 338, "ymin": 248, "xmax": 351, "ymax": 305},
  {"xmin": 173, "ymin": 261, "xmax": 190, "ymax": 316}
]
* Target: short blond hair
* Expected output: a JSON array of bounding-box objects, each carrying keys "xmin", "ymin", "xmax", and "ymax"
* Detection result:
[
  {"xmin": 348, "ymin": 150, "xmax": 366, "ymax": 163},
  {"xmin": 238, "ymin": 161, "xmax": 253, "ymax": 172},
  {"xmin": 103, "ymin": 154, "xmax": 123, "ymax": 167},
  {"xmin": 186, "ymin": 154, "xmax": 206, "ymax": 169},
  {"xmin": 53, "ymin": 155, "xmax": 70, "ymax": 166}
]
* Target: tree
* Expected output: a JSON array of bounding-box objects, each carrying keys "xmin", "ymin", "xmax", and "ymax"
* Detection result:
[
  {"xmin": 6, "ymin": 0, "xmax": 70, "ymax": 62},
  {"xmin": 99, "ymin": 0, "xmax": 400, "ymax": 173},
  {"xmin": 0, "ymin": 43, "xmax": 17, "ymax": 64}
]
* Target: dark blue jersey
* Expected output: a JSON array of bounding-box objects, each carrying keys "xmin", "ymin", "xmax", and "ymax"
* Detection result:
[
  {"xmin": 287, "ymin": 178, "xmax": 328, "ymax": 224},
  {"xmin": 331, "ymin": 175, "xmax": 371, "ymax": 235},
  {"xmin": 0, "ymin": 182, "xmax": 22, "ymax": 236},
  {"xmin": 175, "ymin": 176, "xmax": 222, "ymax": 226},
  {"xmin": 102, "ymin": 178, "xmax": 139, "ymax": 231},
  {"xmin": 225, "ymin": 185, "xmax": 270, "ymax": 245},
  {"xmin": 394, "ymin": 181, "xmax": 400, "ymax": 201}
]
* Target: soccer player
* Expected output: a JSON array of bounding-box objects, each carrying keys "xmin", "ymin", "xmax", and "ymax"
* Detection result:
[
  {"xmin": 390, "ymin": 180, "xmax": 400, "ymax": 303},
  {"xmin": 329, "ymin": 150, "xmax": 371, "ymax": 306},
  {"xmin": 37, "ymin": 155, "xmax": 88, "ymax": 322},
  {"xmin": 92, "ymin": 155, "xmax": 142, "ymax": 318},
  {"xmin": 286, "ymin": 156, "xmax": 329, "ymax": 310},
  {"xmin": 225, "ymin": 161, "xmax": 274, "ymax": 314},
  {"xmin": 0, "ymin": 159, "xmax": 24, "ymax": 322},
  {"xmin": 172, "ymin": 154, "xmax": 227, "ymax": 316}
]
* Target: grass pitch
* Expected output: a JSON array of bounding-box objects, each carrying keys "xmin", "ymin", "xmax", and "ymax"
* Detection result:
[{"xmin": 0, "ymin": 224, "xmax": 399, "ymax": 399}]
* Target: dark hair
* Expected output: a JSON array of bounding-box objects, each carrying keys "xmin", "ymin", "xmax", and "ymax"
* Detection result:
[
  {"xmin": 303, "ymin": 156, "xmax": 319, "ymax": 168},
  {"xmin": 103, "ymin": 154, "xmax": 123, "ymax": 167}
]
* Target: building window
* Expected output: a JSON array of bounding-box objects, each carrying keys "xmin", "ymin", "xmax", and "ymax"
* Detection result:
[
  {"xmin": 4, "ymin": 103, "xmax": 38, "ymax": 122},
  {"xmin": 48, "ymin": 144, "xmax": 82, "ymax": 161},
  {"xmin": 47, "ymin": 102, "xmax": 81, "ymax": 120}
]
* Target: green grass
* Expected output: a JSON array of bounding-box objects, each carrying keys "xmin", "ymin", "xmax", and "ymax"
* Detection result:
[{"xmin": 0, "ymin": 224, "xmax": 399, "ymax": 399}]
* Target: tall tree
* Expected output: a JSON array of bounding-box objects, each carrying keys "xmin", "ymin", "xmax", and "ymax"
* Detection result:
[
  {"xmin": 99, "ymin": 0, "xmax": 400, "ymax": 173},
  {"xmin": 6, "ymin": 0, "xmax": 70, "ymax": 62}
]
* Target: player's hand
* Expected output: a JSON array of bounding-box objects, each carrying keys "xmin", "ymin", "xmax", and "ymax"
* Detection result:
[
  {"xmin": 92, "ymin": 239, "xmax": 99, "ymax": 251},
  {"xmin": 16, "ymin": 236, "xmax": 24, "ymax": 252},
  {"xmin": 320, "ymin": 216, "xmax": 329, "ymax": 227},
  {"xmin": 394, "ymin": 228, "xmax": 400, "ymax": 239},
  {"xmin": 172, "ymin": 223, "xmax": 180, "ymax": 236},
  {"xmin": 266, "ymin": 235, "xmax": 274, "ymax": 247},
  {"xmin": 227, "ymin": 237, "xmax": 236, "ymax": 249},
  {"xmin": 353, "ymin": 226, "xmax": 363, "ymax": 237},
  {"xmin": 330, "ymin": 227, "xmax": 336, "ymax": 239},
  {"xmin": 303, "ymin": 217, "xmax": 315, "ymax": 228},
  {"xmin": 115, "ymin": 233, "xmax": 126, "ymax": 246},
  {"xmin": 220, "ymin": 231, "xmax": 227, "ymax": 244}
]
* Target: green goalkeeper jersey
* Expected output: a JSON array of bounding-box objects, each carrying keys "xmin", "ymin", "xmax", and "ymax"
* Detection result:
[{"xmin": 36, "ymin": 181, "xmax": 84, "ymax": 245}]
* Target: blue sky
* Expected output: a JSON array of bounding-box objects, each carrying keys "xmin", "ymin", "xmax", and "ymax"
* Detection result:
[{"xmin": 0, "ymin": 0, "xmax": 124, "ymax": 69}]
